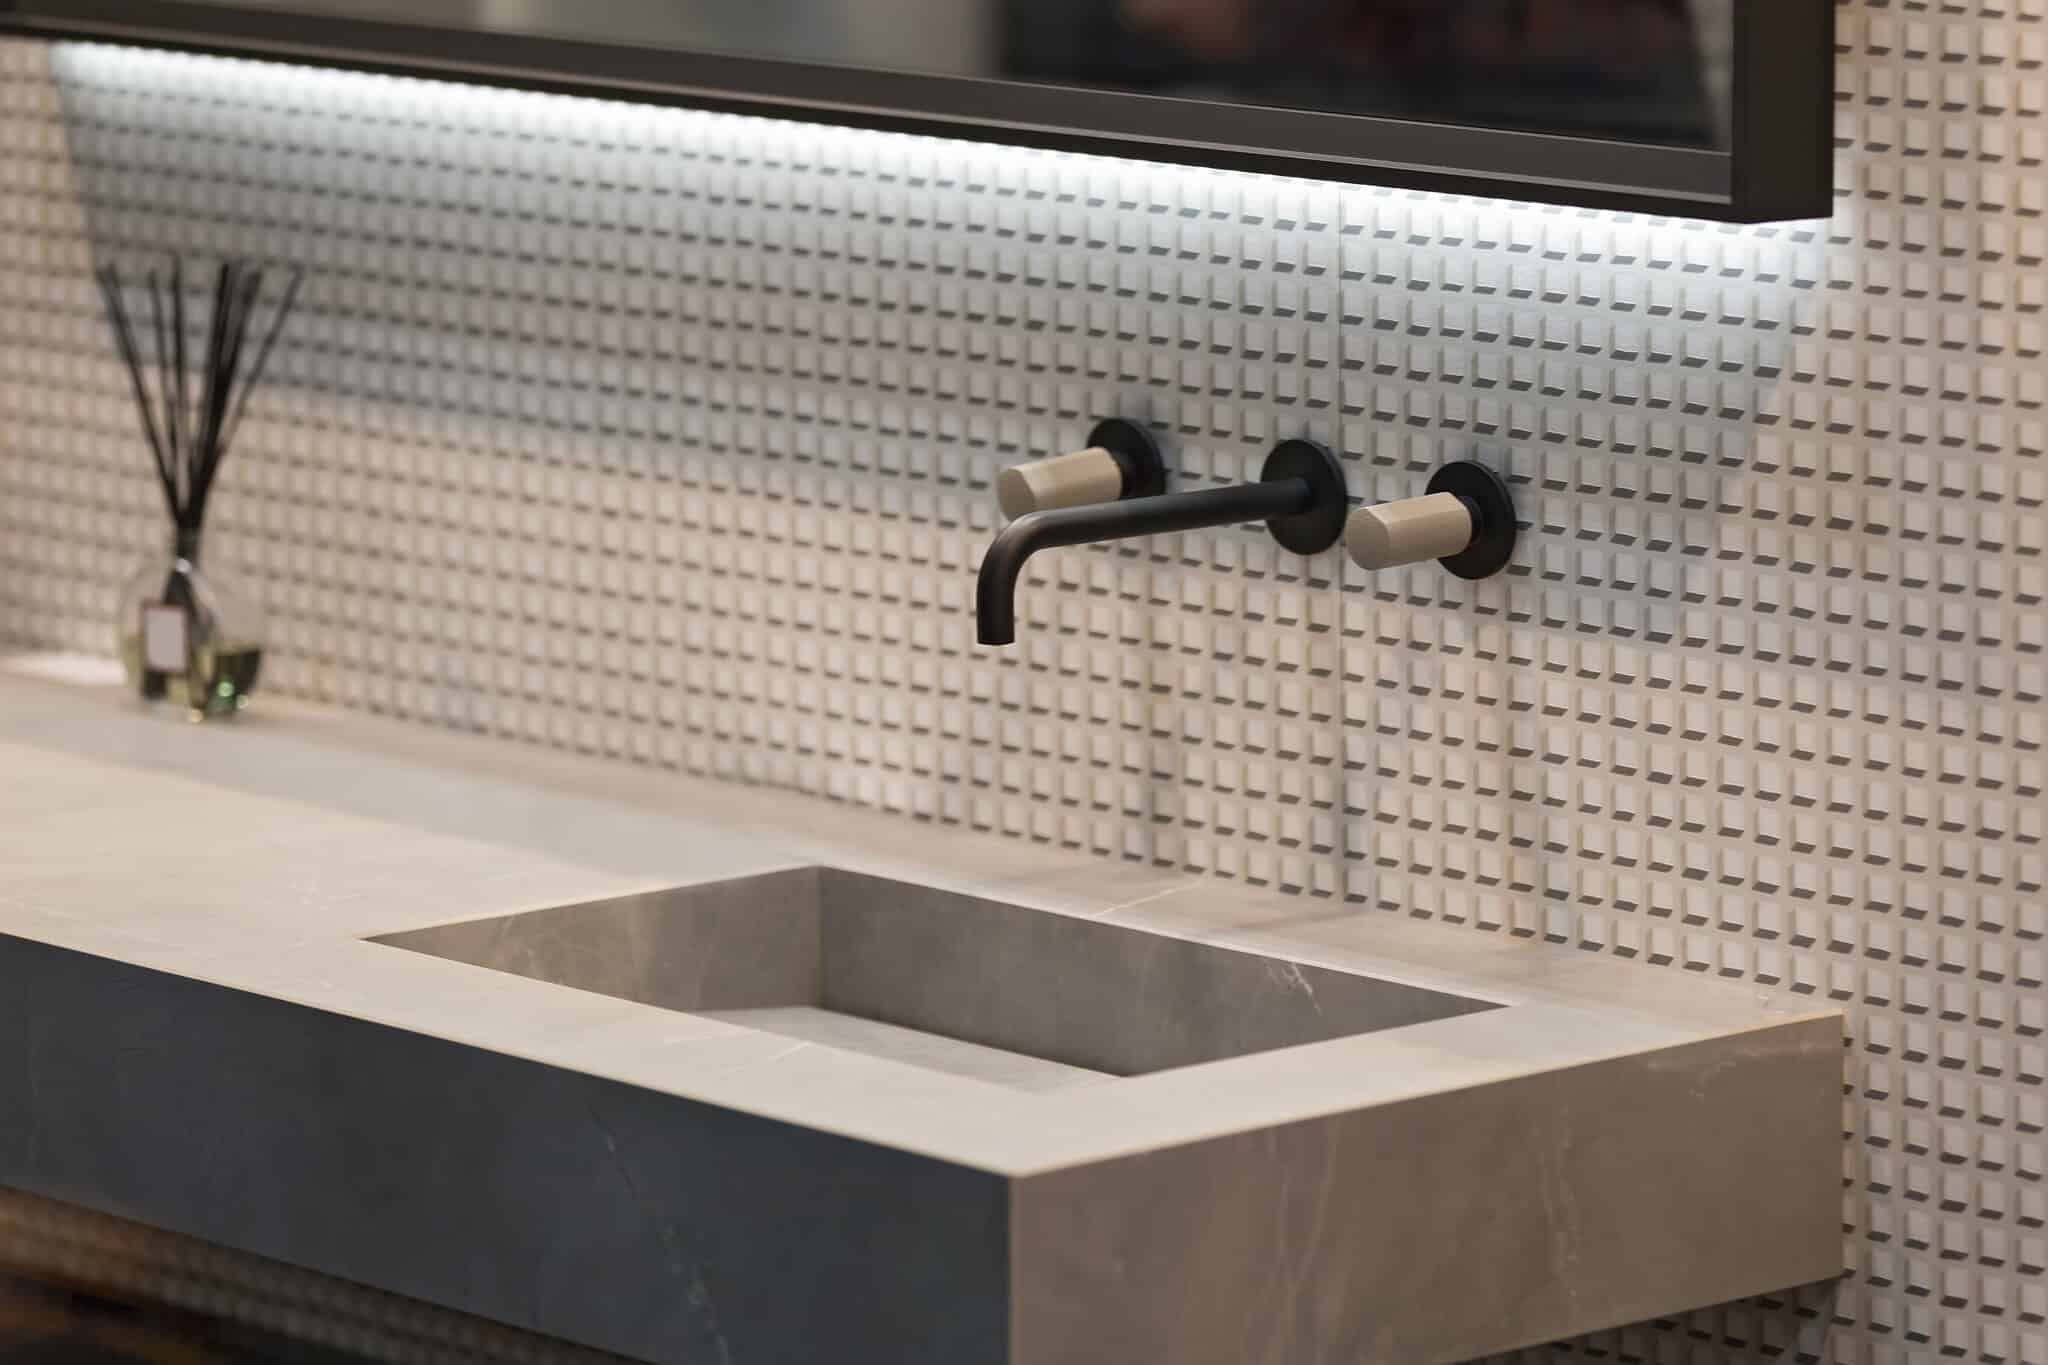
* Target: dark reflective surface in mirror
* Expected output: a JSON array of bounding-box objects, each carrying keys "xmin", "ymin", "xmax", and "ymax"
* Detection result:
[{"xmin": 192, "ymin": 0, "xmax": 1735, "ymax": 148}]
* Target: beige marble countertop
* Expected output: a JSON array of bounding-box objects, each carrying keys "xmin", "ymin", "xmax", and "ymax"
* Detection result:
[{"xmin": 0, "ymin": 656, "xmax": 1834, "ymax": 1177}]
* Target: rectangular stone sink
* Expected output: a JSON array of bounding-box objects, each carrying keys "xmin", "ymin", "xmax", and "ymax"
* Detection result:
[
  {"xmin": 374, "ymin": 867, "xmax": 1501, "ymax": 1092},
  {"xmin": 362, "ymin": 867, "xmax": 1842, "ymax": 1365}
]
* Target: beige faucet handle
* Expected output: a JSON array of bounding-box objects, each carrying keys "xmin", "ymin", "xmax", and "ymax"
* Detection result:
[
  {"xmin": 997, "ymin": 446, "xmax": 1126, "ymax": 520},
  {"xmin": 995, "ymin": 418, "xmax": 1168, "ymax": 521},
  {"xmin": 1343, "ymin": 462, "xmax": 1518, "ymax": 579},
  {"xmin": 1344, "ymin": 492, "xmax": 1475, "ymax": 570}
]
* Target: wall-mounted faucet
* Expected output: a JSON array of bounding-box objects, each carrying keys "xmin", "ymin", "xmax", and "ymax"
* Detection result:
[
  {"xmin": 977, "ymin": 440, "xmax": 1346, "ymax": 647},
  {"xmin": 996, "ymin": 418, "xmax": 1167, "ymax": 520}
]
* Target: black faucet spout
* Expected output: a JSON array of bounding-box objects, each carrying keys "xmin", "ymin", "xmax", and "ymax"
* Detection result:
[{"xmin": 977, "ymin": 480, "xmax": 1313, "ymax": 647}]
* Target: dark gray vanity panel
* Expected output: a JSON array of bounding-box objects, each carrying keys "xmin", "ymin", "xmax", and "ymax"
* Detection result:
[{"xmin": 0, "ymin": 934, "xmax": 1010, "ymax": 1365}]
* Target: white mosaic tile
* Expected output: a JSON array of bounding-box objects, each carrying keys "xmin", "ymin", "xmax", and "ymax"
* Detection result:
[{"xmin": 0, "ymin": 6, "xmax": 2043, "ymax": 1360}]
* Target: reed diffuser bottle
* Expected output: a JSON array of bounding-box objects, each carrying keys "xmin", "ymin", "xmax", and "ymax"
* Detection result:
[
  {"xmin": 98, "ymin": 256, "xmax": 302, "ymax": 719},
  {"xmin": 118, "ymin": 526, "xmax": 267, "ymax": 717}
]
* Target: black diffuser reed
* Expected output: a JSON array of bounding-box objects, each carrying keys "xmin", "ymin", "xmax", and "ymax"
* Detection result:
[{"xmin": 97, "ymin": 256, "xmax": 303, "ymax": 714}]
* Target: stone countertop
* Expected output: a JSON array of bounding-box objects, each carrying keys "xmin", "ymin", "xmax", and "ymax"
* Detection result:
[{"xmin": 0, "ymin": 656, "xmax": 1832, "ymax": 1178}]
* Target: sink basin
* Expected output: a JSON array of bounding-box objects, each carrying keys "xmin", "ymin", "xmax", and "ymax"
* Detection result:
[
  {"xmin": 375, "ymin": 867, "xmax": 1500, "ymax": 1091},
  {"xmin": 360, "ymin": 866, "xmax": 1841, "ymax": 1365}
]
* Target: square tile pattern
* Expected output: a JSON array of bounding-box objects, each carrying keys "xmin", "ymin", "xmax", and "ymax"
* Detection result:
[{"xmin": 0, "ymin": 4, "xmax": 2040, "ymax": 1359}]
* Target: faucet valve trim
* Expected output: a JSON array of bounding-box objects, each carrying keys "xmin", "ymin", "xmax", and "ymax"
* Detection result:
[{"xmin": 977, "ymin": 439, "xmax": 1348, "ymax": 647}]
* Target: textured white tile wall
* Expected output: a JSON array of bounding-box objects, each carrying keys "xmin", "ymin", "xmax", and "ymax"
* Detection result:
[{"xmin": 0, "ymin": 5, "xmax": 2042, "ymax": 1360}]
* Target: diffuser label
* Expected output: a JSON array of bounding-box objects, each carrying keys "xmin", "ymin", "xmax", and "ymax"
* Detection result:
[{"xmin": 142, "ymin": 605, "xmax": 188, "ymax": 672}]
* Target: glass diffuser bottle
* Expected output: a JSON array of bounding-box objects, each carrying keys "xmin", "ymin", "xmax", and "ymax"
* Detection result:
[
  {"xmin": 118, "ymin": 525, "xmax": 266, "ymax": 720},
  {"xmin": 95, "ymin": 255, "xmax": 303, "ymax": 722}
]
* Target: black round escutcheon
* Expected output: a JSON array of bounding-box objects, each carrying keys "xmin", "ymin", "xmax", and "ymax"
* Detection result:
[
  {"xmin": 1087, "ymin": 418, "xmax": 1168, "ymax": 501},
  {"xmin": 1428, "ymin": 461, "xmax": 1517, "ymax": 580},
  {"xmin": 1259, "ymin": 439, "xmax": 1348, "ymax": 556}
]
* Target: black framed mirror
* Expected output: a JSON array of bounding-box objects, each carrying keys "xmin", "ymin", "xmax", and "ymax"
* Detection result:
[{"xmin": 1, "ymin": 0, "xmax": 1835, "ymax": 221}]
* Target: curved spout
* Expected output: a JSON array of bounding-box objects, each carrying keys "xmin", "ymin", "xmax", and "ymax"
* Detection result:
[{"xmin": 977, "ymin": 481, "xmax": 1312, "ymax": 647}]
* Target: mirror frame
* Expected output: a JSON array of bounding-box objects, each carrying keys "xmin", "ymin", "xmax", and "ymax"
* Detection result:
[{"xmin": 1, "ymin": 0, "xmax": 1835, "ymax": 221}]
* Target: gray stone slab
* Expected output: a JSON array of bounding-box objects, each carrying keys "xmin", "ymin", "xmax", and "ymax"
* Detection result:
[{"xmin": 0, "ymin": 667, "xmax": 1847, "ymax": 1363}]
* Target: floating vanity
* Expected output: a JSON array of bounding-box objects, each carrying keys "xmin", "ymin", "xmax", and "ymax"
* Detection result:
[{"xmin": 0, "ymin": 665, "xmax": 1842, "ymax": 1365}]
